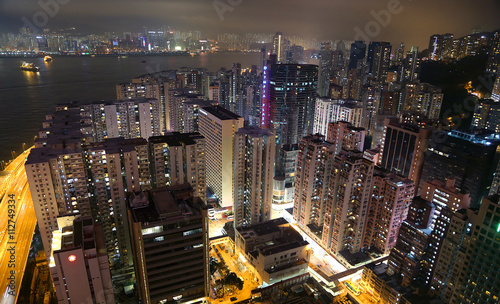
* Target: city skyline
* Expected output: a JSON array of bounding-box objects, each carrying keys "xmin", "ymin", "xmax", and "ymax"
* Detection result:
[
  {"xmin": 0, "ymin": 0, "xmax": 500, "ymax": 49},
  {"xmin": 2, "ymin": 2, "xmax": 500, "ymax": 303}
]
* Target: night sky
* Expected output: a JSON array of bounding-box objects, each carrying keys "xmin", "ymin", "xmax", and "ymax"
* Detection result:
[{"xmin": 1, "ymin": 0, "xmax": 500, "ymax": 49}]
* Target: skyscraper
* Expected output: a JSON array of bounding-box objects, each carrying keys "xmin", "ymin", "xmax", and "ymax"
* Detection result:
[
  {"xmin": 378, "ymin": 118, "xmax": 431, "ymax": 189},
  {"xmin": 348, "ymin": 41, "xmax": 367, "ymax": 71},
  {"xmin": 198, "ymin": 105, "xmax": 244, "ymax": 208},
  {"xmin": 471, "ymin": 98, "xmax": 500, "ymax": 132},
  {"xmin": 429, "ymin": 209, "xmax": 475, "ymax": 302},
  {"xmin": 293, "ymin": 135, "xmax": 334, "ymax": 233},
  {"xmin": 272, "ymin": 32, "xmax": 289, "ymax": 63},
  {"xmin": 428, "ymin": 33, "xmax": 454, "ymax": 61},
  {"xmin": 128, "ymin": 184, "xmax": 209, "ymax": 304},
  {"xmin": 363, "ymin": 170, "xmax": 414, "ymax": 255},
  {"xmin": 323, "ymin": 153, "xmax": 374, "ymax": 256},
  {"xmin": 367, "ymin": 42, "xmax": 392, "ymax": 81},
  {"xmin": 386, "ymin": 197, "xmax": 434, "ymax": 287},
  {"xmin": 486, "ymin": 30, "xmax": 500, "ymax": 74},
  {"xmin": 401, "ymin": 47, "xmax": 420, "ymax": 82},
  {"xmin": 261, "ymin": 64, "xmax": 318, "ymax": 146},
  {"xmin": 148, "ymin": 133, "xmax": 206, "ymax": 202},
  {"xmin": 420, "ymin": 130, "xmax": 500, "ymax": 208},
  {"xmin": 116, "ymin": 74, "xmax": 170, "ymax": 133},
  {"xmin": 326, "ymin": 121, "xmax": 366, "ymax": 155},
  {"xmin": 312, "ymin": 98, "xmax": 364, "ymax": 136},
  {"xmin": 449, "ymin": 196, "xmax": 500, "ymax": 303},
  {"xmin": 233, "ymin": 127, "xmax": 275, "ymax": 227}
]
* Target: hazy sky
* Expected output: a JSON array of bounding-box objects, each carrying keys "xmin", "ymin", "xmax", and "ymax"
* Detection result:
[{"xmin": 1, "ymin": 0, "xmax": 500, "ymax": 49}]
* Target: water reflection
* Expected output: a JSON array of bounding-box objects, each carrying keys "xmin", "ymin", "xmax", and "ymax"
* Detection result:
[{"xmin": 21, "ymin": 70, "xmax": 41, "ymax": 85}]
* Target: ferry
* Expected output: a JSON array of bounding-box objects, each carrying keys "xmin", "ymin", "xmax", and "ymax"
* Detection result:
[
  {"xmin": 44, "ymin": 55, "xmax": 53, "ymax": 62},
  {"xmin": 20, "ymin": 62, "xmax": 40, "ymax": 72}
]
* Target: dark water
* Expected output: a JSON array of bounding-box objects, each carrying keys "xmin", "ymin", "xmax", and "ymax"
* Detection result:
[{"xmin": 0, "ymin": 52, "xmax": 261, "ymax": 163}]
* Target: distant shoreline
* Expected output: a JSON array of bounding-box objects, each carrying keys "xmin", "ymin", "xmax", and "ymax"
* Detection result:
[{"xmin": 0, "ymin": 50, "xmax": 259, "ymax": 58}]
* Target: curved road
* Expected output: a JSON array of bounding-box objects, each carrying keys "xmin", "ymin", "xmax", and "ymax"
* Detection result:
[{"xmin": 0, "ymin": 148, "xmax": 37, "ymax": 304}]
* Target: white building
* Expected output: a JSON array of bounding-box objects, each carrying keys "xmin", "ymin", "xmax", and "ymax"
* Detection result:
[
  {"xmin": 313, "ymin": 98, "xmax": 364, "ymax": 136},
  {"xmin": 198, "ymin": 105, "xmax": 244, "ymax": 208}
]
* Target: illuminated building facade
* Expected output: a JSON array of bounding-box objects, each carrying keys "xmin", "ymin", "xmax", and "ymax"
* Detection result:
[
  {"xmin": 261, "ymin": 64, "xmax": 318, "ymax": 145},
  {"xmin": 128, "ymin": 185, "xmax": 209, "ymax": 304},
  {"xmin": 198, "ymin": 105, "xmax": 244, "ymax": 208},
  {"xmin": 378, "ymin": 118, "xmax": 430, "ymax": 190},
  {"xmin": 293, "ymin": 135, "xmax": 334, "ymax": 235},
  {"xmin": 449, "ymin": 196, "xmax": 500, "ymax": 303},
  {"xmin": 233, "ymin": 126, "xmax": 275, "ymax": 227},
  {"xmin": 51, "ymin": 215, "xmax": 115, "ymax": 304}
]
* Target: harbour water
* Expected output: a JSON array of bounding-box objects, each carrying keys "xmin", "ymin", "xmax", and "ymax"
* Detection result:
[{"xmin": 0, "ymin": 52, "xmax": 261, "ymax": 163}]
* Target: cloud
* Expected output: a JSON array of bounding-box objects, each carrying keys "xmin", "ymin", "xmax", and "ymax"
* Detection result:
[{"xmin": 1, "ymin": 0, "xmax": 500, "ymax": 49}]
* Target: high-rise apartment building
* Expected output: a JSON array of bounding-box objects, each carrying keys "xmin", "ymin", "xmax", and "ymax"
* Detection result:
[
  {"xmin": 148, "ymin": 133, "xmax": 206, "ymax": 202},
  {"xmin": 26, "ymin": 148, "xmax": 91, "ymax": 262},
  {"xmin": 166, "ymin": 91, "xmax": 211, "ymax": 133},
  {"xmin": 128, "ymin": 185, "xmax": 209, "ymax": 304},
  {"xmin": 486, "ymin": 30, "xmax": 500, "ymax": 74},
  {"xmin": 198, "ymin": 105, "xmax": 244, "ymax": 208},
  {"xmin": 312, "ymin": 99, "xmax": 364, "ymax": 136},
  {"xmin": 368, "ymin": 42, "xmax": 392, "ymax": 82},
  {"xmin": 326, "ymin": 121, "xmax": 366, "ymax": 155},
  {"xmin": 386, "ymin": 197, "xmax": 434, "ymax": 287},
  {"xmin": 87, "ymin": 138, "xmax": 152, "ymax": 266},
  {"xmin": 293, "ymin": 135, "xmax": 334, "ymax": 234},
  {"xmin": 429, "ymin": 209, "xmax": 475, "ymax": 302},
  {"xmin": 116, "ymin": 74, "xmax": 171, "ymax": 133},
  {"xmin": 449, "ymin": 196, "xmax": 500, "ymax": 303},
  {"xmin": 401, "ymin": 82, "xmax": 444, "ymax": 120},
  {"xmin": 401, "ymin": 47, "xmax": 420, "ymax": 82},
  {"xmin": 378, "ymin": 118, "xmax": 431, "ymax": 189},
  {"xmin": 363, "ymin": 170, "xmax": 414, "ymax": 255},
  {"xmin": 471, "ymin": 98, "xmax": 500, "ymax": 132},
  {"xmin": 323, "ymin": 153, "xmax": 374, "ymax": 256},
  {"xmin": 81, "ymin": 98, "xmax": 163, "ymax": 141},
  {"xmin": 233, "ymin": 127, "xmax": 275, "ymax": 227},
  {"xmin": 420, "ymin": 179, "xmax": 471, "ymax": 227},
  {"xmin": 428, "ymin": 34, "xmax": 454, "ymax": 61},
  {"xmin": 348, "ymin": 41, "xmax": 367, "ymax": 71}
]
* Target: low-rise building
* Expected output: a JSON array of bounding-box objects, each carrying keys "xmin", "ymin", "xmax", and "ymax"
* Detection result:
[{"xmin": 235, "ymin": 218, "xmax": 309, "ymax": 285}]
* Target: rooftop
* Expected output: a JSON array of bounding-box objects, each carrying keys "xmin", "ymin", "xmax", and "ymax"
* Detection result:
[
  {"xmin": 149, "ymin": 132, "xmax": 204, "ymax": 147},
  {"xmin": 200, "ymin": 105, "xmax": 242, "ymax": 121},
  {"xmin": 236, "ymin": 126, "xmax": 274, "ymax": 138},
  {"xmin": 129, "ymin": 184, "xmax": 207, "ymax": 225},
  {"xmin": 236, "ymin": 217, "xmax": 289, "ymax": 239}
]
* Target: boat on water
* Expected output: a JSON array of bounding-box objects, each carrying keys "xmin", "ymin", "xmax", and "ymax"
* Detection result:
[
  {"xmin": 20, "ymin": 62, "xmax": 40, "ymax": 72},
  {"xmin": 141, "ymin": 58, "xmax": 146, "ymax": 64},
  {"xmin": 44, "ymin": 55, "xmax": 52, "ymax": 62}
]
